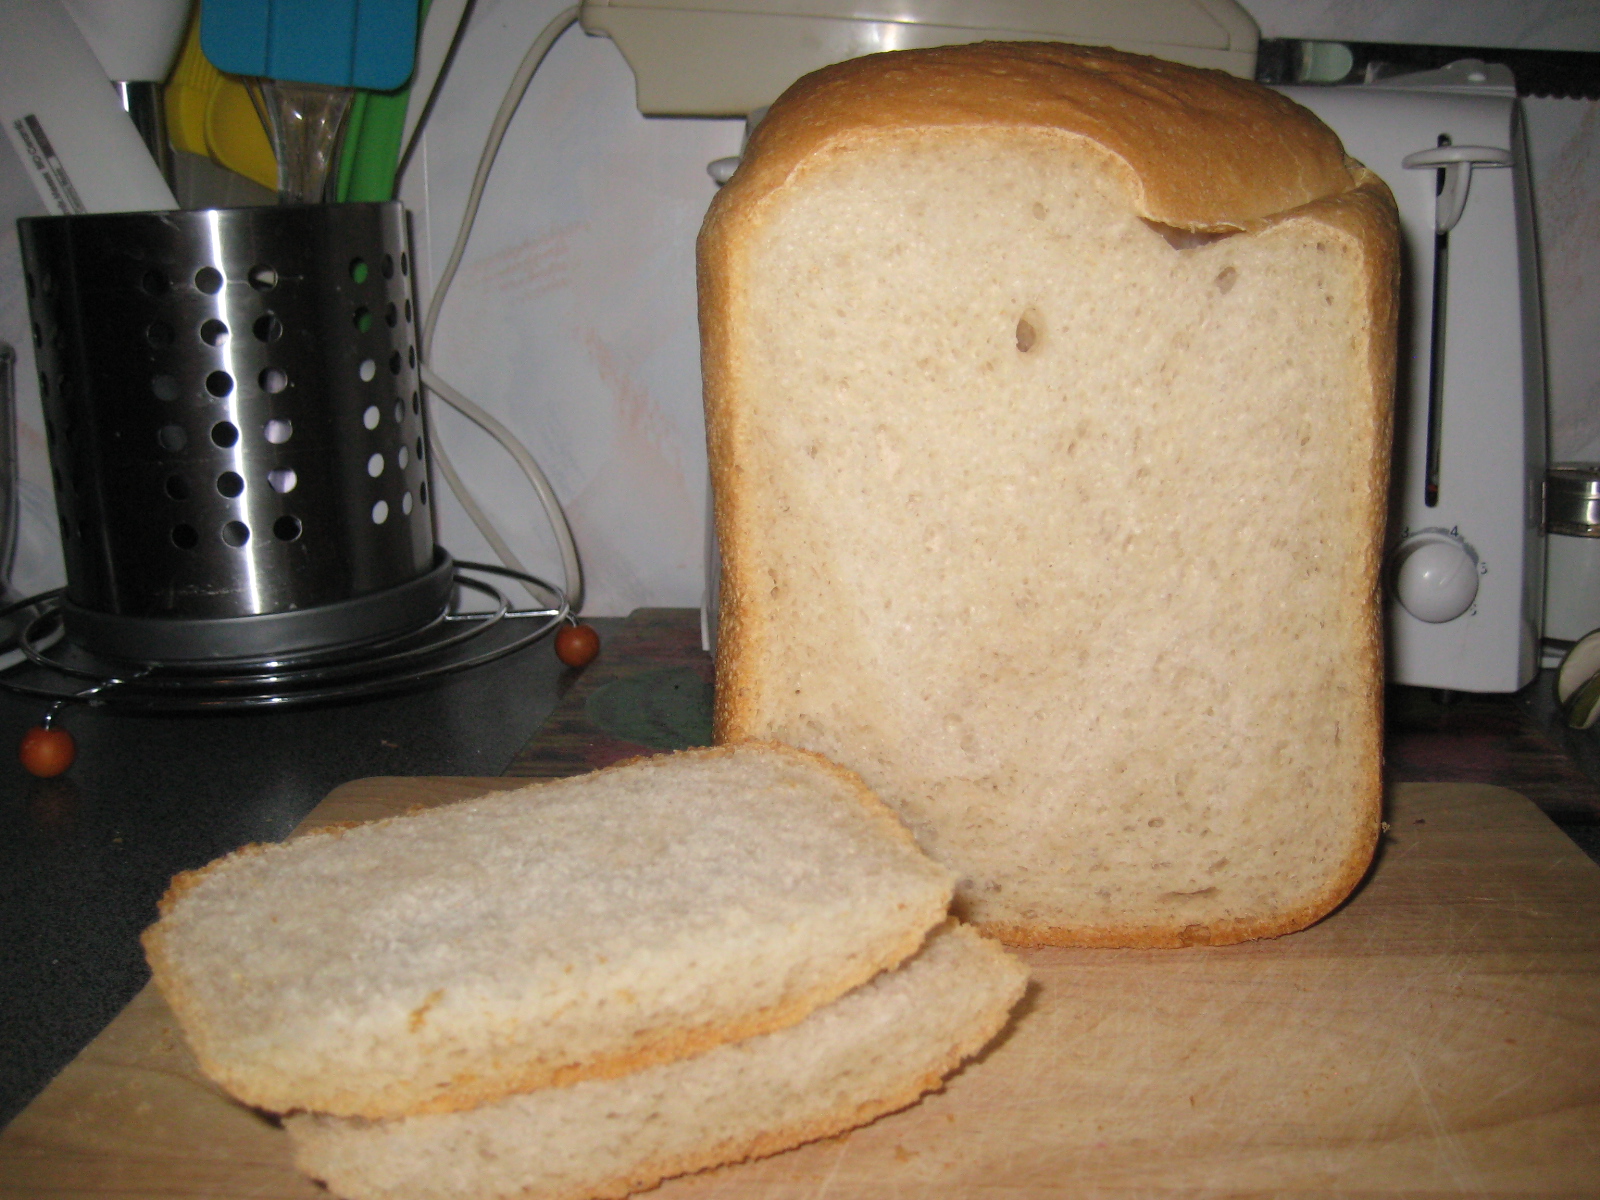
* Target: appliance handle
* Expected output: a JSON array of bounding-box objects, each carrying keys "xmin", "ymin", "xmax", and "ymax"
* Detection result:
[{"xmin": 1402, "ymin": 145, "xmax": 1513, "ymax": 234}]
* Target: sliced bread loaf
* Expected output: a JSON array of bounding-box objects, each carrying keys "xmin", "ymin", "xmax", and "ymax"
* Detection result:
[
  {"xmin": 142, "ymin": 743, "xmax": 953, "ymax": 1118},
  {"xmin": 699, "ymin": 44, "xmax": 1399, "ymax": 947},
  {"xmin": 286, "ymin": 921, "xmax": 1027, "ymax": 1200}
]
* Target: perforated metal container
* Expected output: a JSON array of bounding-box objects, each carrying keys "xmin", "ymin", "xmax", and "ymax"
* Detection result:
[{"xmin": 17, "ymin": 203, "xmax": 451, "ymax": 663}]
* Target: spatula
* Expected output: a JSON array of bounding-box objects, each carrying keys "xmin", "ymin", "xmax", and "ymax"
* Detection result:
[
  {"xmin": 200, "ymin": 0, "xmax": 419, "ymax": 202},
  {"xmin": 200, "ymin": 0, "xmax": 418, "ymax": 90}
]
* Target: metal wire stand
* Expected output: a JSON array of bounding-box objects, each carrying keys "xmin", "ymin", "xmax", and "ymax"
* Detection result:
[{"xmin": 0, "ymin": 562, "xmax": 568, "ymax": 712}]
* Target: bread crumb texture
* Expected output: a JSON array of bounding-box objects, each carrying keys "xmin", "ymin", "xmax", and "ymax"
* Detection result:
[
  {"xmin": 141, "ymin": 744, "xmax": 954, "ymax": 1117},
  {"xmin": 703, "ymin": 45, "xmax": 1395, "ymax": 948},
  {"xmin": 287, "ymin": 922, "xmax": 1028, "ymax": 1200}
]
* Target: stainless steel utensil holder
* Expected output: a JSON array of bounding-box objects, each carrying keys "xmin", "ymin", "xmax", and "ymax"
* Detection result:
[{"xmin": 17, "ymin": 202, "xmax": 451, "ymax": 663}]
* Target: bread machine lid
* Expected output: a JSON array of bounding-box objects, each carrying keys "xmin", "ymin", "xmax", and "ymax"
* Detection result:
[{"xmin": 579, "ymin": 0, "xmax": 1260, "ymax": 115}]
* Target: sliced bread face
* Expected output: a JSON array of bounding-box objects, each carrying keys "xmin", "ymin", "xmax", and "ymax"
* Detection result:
[
  {"xmin": 142, "ymin": 743, "xmax": 954, "ymax": 1118},
  {"xmin": 286, "ymin": 921, "xmax": 1029, "ymax": 1200},
  {"xmin": 701, "ymin": 45, "xmax": 1398, "ymax": 948}
]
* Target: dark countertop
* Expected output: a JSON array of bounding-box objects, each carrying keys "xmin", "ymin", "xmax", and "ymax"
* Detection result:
[
  {"xmin": 0, "ymin": 616, "xmax": 610, "ymax": 1130},
  {"xmin": 1387, "ymin": 674, "xmax": 1600, "ymax": 862},
  {"xmin": 1, "ymin": 606, "xmax": 1597, "ymax": 1131}
]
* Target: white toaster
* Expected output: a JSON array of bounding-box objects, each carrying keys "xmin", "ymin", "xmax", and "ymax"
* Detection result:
[{"xmin": 1279, "ymin": 63, "xmax": 1547, "ymax": 694}]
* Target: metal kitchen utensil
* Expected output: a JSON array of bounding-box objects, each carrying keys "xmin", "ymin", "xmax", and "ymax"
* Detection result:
[
  {"xmin": 1544, "ymin": 463, "xmax": 1600, "ymax": 650},
  {"xmin": 16, "ymin": 201, "xmax": 448, "ymax": 663},
  {"xmin": 1546, "ymin": 463, "xmax": 1600, "ymax": 537}
]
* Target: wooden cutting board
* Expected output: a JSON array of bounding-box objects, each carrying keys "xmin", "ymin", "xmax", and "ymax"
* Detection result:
[{"xmin": 1, "ymin": 779, "xmax": 1597, "ymax": 1199}]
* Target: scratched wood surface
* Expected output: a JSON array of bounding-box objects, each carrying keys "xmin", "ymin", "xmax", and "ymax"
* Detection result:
[{"xmin": 0, "ymin": 777, "xmax": 1596, "ymax": 1198}]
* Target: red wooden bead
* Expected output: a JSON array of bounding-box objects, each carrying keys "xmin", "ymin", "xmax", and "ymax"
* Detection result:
[
  {"xmin": 20, "ymin": 725, "xmax": 75, "ymax": 778},
  {"xmin": 555, "ymin": 623, "xmax": 600, "ymax": 668}
]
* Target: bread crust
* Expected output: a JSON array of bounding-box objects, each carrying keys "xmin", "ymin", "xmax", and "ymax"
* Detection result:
[
  {"xmin": 142, "ymin": 743, "xmax": 953, "ymax": 1117},
  {"xmin": 703, "ymin": 43, "xmax": 1370, "ymax": 749},
  {"xmin": 700, "ymin": 45, "xmax": 1399, "ymax": 948},
  {"xmin": 288, "ymin": 923, "xmax": 1029, "ymax": 1200},
  {"xmin": 709, "ymin": 42, "xmax": 1353, "ymax": 237}
]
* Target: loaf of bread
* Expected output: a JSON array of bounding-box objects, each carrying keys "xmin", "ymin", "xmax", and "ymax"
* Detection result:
[
  {"xmin": 142, "ymin": 743, "xmax": 954, "ymax": 1117},
  {"xmin": 285, "ymin": 921, "xmax": 1027, "ymax": 1200},
  {"xmin": 699, "ymin": 43, "xmax": 1399, "ymax": 947}
]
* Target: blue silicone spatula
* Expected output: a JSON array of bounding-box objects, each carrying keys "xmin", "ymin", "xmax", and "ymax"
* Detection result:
[
  {"xmin": 200, "ymin": 0, "xmax": 417, "ymax": 202},
  {"xmin": 200, "ymin": 0, "xmax": 418, "ymax": 90}
]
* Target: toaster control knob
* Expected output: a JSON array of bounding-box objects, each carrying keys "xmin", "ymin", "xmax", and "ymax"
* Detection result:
[{"xmin": 1393, "ymin": 533, "xmax": 1479, "ymax": 623}]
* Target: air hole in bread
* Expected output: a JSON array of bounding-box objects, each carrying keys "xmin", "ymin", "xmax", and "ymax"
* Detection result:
[
  {"xmin": 1214, "ymin": 266, "xmax": 1238, "ymax": 294},
  {"xmin": 1141, "ymin": 218, "xmax": 1238, "ymax": 251}
]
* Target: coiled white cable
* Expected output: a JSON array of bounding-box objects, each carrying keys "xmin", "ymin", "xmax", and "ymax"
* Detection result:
[
  {"xmin": 422, "ymin": 363, "xmax": 582, "ymax": 612},
  {"xmin": 410, "ymin": 5, "xmax": 585, "ymax": 610}
]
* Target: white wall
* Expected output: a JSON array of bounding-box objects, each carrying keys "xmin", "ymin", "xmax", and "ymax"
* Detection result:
[
  {"xmin": 400, "ymin": 1, "xmax": 740, "ymax": 616},
  {"xmin": 1523, "ymin": 96, "xmax": 1600, "ymax": 462}
]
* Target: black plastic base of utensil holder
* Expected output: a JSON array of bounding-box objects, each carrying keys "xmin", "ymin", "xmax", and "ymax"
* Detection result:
[{"xmin": 59, "ymin": 549, "xmax": 456, "ymax": 666}]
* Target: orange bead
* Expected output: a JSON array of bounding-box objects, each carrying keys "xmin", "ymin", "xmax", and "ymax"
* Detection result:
[
  {"xmin": 20, "ymin": 725, "xmax": 75, "ymax": 778},
  {"xmin": 555, "ymin": 623, "xmax": 600, "ymax": 668}
]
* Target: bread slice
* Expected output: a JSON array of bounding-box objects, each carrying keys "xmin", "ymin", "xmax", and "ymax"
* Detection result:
[
  {"xmin": 699, "ymin": 43, "xmax": 1398, "ymax": 948},
  {"xmin": 285, "ymin": 921, "xmax": 1027, "ymax": 1200},
  {"xmin": 142, "ymin": 743, "xmax": 953, "ymax": 1118}
]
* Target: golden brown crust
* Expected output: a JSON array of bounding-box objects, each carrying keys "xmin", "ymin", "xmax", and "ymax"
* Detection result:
[
  {"xmin": 581, "ymin": 1068, "xmax": 959, "ymax": 1200},
  {"xmin": 699, "ymin": 47, "xmax": 1398, "ymax": 949},
  {"xmin": 700, "ymin": 242, "xmax": 760, "ymax": 745},
  {"xmin": 714, "ymin": 42, "xmax": 1353, "ymax": 234},
  {"xmin": 545, "ymin": 936, "xmax": 1027, "ymax": 1200},
  {"xmin": 142, "ymin": 742, "xmax": 945, "ymax": 1118},
  {"xmin": 293, "ymin": 929, "xmax": 1028, "ymax": 1200},
  {"xmin": 256, "ymin": 921, "xmax": 936, "ymax": 1119},
  {"xmin": 614, "ymin": 743, "xmax": 931, "ymax": 857},
  {"xmin": 703, "ymin": 43, "xmax": 1361, "ymax": 747}
]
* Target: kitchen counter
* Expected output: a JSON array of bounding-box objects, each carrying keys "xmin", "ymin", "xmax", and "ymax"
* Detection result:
[{"xmin": 1, "ymin": 607, "xmax": 1597, "ymax": 1133}]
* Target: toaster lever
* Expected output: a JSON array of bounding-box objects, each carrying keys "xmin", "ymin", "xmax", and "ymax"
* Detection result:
[
  {"xmin": 1401, "ymin": 144, "xmax": 1513, "ymax": 234},
  {"xmin": 1404, "ymin": 140, "xmax": 1514, "ymax": 506}
]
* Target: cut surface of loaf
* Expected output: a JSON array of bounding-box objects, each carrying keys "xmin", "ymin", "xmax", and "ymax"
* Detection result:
[
  {"xmin": 286, "ymin": 921, "xmax": 1028, "ymax": 1200},
  {"xmin": 700, "ymin": 43, "xmax": 1398, "ymax": 947},
  {"xmin": 142, "ymin": 743, "xmax": 953, "ymax": 1117}
]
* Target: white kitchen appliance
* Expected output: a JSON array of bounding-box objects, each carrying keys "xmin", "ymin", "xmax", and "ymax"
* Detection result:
[
  {"xmin": 1280, "ymin": 63, "xmax": 1547, "ymax": 693},
  {"xmin": 581, "ymin": 0, "xmax": 1261, "ymax": 111}
]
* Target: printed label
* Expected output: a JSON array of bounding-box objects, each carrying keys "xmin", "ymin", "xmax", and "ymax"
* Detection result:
[{"xmin": 12, "ymin": 114, "xmax": 85, "ymax": 215}]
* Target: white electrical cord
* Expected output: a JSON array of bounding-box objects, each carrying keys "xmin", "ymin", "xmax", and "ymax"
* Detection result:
[
  {"xmin": 408, "ymin": 5, "xmax": 585, "ymax": 611},
  {"xmin": 421, "ymin": 6, "xmax": 580, "ymax": 358},
  {"xmin": 422, "ymin": 363, "xmax": 583, "ymax": 611}
]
